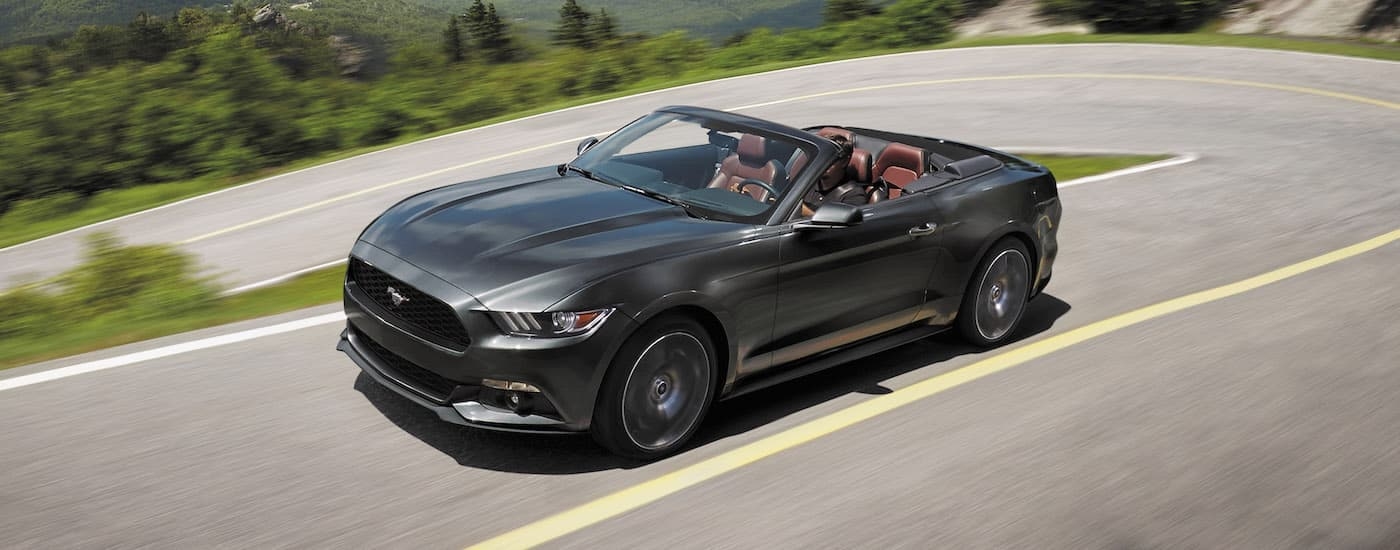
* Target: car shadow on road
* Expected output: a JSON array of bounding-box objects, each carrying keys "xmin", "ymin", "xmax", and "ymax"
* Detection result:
[
  {"xmin": 354, "ymin": 294, "xmax": 1070, "ymax": 474},
  {"xmin": 694, "ymin": 294, "xmax": 1071, "ymax": 447}
]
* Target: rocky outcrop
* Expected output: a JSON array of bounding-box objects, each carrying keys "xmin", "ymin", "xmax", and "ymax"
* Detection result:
[
  {"xmin": 328, "ymin": 35, "xmax": 368, "ymax": 77},
  {"xmin": 1222, "ymin": 0, "xmax": 1398, "ymax": 42},
  {"xmin": 956, "ymin": 0, "xmax": 1091, "ymax": 37}
]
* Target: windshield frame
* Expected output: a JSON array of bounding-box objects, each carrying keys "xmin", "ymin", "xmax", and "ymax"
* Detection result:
[{"xmin": 568, "ymin": 107, "xmax": 835, "ymax": 225}]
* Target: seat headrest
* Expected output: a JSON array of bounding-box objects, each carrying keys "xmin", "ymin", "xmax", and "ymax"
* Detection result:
[
  {"xmin": 849, "ymin": 149, "xmax": 872, "ymax": 183},
  {"xmin": 816, "ymin": 127, "xmax": 854, "ymax": 143},
  {"xmin": 737, "ymin": 134, "xmax": 766, "ymax": 165}
]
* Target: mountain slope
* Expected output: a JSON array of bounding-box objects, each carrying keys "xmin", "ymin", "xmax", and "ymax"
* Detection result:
[
  {"xmin": 279, "ymin": 0, "xmax": 453, "ymax": 45},
  {"xmin": 421, "ymin": 0, "xmax": 828, "ymax": 40},
  {"xmin": 0, "ymin": 0, "xmax": 829, "ymax": 46},
  {"xmin": 0, "ymin": 0, "xmax": 218, "ymax": 43}
]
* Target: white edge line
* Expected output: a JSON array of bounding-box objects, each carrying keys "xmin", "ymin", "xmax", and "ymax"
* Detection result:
[
  {"xmin": 3, "ymin": 41, "xmax": 1387, "ymax": 254},
  {"xmin": 221, "ymin": 258, "xmax": 348, "ymax": 296},
  {"xmin": 1, "ymin": 149, "xmax": 1201, "ymax": 389},
  {"xmin": 1054, "ymin": 152, "xmax": 1200, "ymax": 188},
  {"xmin": 0, "ymin": 312, "xmax": 346, "ymax": 392}
]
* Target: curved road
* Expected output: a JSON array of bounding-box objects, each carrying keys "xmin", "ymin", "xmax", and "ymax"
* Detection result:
[{"xmin": 2, "ymin": 44, "xmax": 1399, "ymax": 548}]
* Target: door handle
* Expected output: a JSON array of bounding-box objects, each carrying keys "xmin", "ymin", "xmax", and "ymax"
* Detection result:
[{"xmin": 908, "ymin": 222, "xmax": 937, "ymax": 237}]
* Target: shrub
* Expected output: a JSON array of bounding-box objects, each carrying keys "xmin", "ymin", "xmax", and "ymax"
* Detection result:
[
  {"xmin": 56, "ymin": 233, "xmax": 221, "ymax": 320},
  {"xmin": 0, "ymin": 288, "xmax": 61, "ymax": 339},
  {"xmin": 1051, "ymin": 0, "xmax": 1231, "ymax": 32},
  {"xmin": 0, "ymin": 233, "xmax": 221, "ymax": 346},
  {"xmin": 884, "ymin": 0, "xmax": 964, "ymax": 46}
]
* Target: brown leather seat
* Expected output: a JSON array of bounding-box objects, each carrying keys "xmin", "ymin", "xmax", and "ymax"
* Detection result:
[
  {"xmin": 848, "ymin": 148, "xmax": 872, "ymax": 185},
  {"xmin": 872, "ymin": 143, "xmax": 926, "ymax": 200},
  {"xmin": 789, "ymin": 127, "xmax": 856, "ymax": 177},
  {"xmin": 709, "ymin": 134, "xmax": 785, "ymax": 202}
]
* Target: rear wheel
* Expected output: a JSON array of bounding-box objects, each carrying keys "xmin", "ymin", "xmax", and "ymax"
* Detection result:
[
  {"xmin": 957, "ymin": 238, "xmax": 1032, "ymax": 347},
  {"xmin": 591, "ymin": 315, "xmax": 716, "ymax": 459}
]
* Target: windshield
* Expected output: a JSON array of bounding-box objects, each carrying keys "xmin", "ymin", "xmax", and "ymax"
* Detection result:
[{"xmin": 570, "ymin": 112, "xmax": 815, "ymax": 223}]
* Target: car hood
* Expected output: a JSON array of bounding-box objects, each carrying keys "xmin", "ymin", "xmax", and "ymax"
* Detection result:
[{"xmin": 358, "ymin": 167, "xmax": 743, "ymax": 311}]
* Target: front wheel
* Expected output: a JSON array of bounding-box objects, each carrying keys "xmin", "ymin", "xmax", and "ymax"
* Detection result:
[
  {"xmin": 591, "ymin": 315, "xmax": 716, "ymax": 459},
  {"xmin": 956, "ymin": 238, "xmax": 1032, "ymax": 347}
]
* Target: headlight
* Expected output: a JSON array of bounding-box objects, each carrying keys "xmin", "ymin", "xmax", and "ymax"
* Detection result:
[{"xmin": 488, "ymin": 308, "xmax": 613, "ymax": 337}]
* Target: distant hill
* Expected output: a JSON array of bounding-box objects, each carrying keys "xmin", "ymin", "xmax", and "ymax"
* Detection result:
[
  {"xmin": 0, "ymin": 0, "xmax": 220, "ymax": 44},
  {"xmin": 398, "ymin": 0, "xmax": 828, "ymax": 41},
  {"xmin": 0, "ymin": 0, "xmax": 829, "ymax": 46},
  {"xmin": 279, "ymin": 0, "xmax": 453, "ymax": 45}
]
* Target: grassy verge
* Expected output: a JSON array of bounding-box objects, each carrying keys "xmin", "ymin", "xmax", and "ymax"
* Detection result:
[
  {"xmin": 935, "ymin": 32, "xmax": 1400, "ymax": 62},
  {"xmin": 5, "ymin": 31, "xmax": 1387, "ymax": 250},
  {"xmin": 0, "ymin": 261, "xmax": 344, "ymax": 370},
  {"xmin": 1020, "ymin": 153, "xmax": 1171, "ymax": 181},
  {"xmin": 0, "ymin": 153, "xmax": 1155, "ymax": 371}
]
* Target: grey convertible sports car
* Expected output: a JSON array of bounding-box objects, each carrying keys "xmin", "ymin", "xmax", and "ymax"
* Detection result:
[{"xmin": 338, "ymin": 105, "xmax": 1061, "ymax": 458}]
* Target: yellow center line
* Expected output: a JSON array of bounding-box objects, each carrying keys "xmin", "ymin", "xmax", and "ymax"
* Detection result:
[
  {"xmin": 467, "ymin": 71, "xmax": 1400, "ymax": 550},
  {"xmin": 730, "ymin": 73, "xmax": 1400, "ymax": 111},
  {"xmin": 177, "ymin": 74, "xmax": 1395, "ymax": 245},
  {"xmin": 467, "ymin": 227, "xmax": 1400, "ymax": 550}
]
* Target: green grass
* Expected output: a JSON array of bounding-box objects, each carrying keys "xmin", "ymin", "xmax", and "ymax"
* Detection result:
[
  {"xmin": 0, "ymin": 265, "xmax": 345, "ymax": 370},
  {"xmin": 0, "ymin": 153, "xmax": 1153, "ymax": 370},
  {"xmin": 3, "ymin": 31, "xmax": 1391, "ymax": 250},
  {"xmin": 1021, "ymin": 153, "xmax": 1171, "ymax": 182}
]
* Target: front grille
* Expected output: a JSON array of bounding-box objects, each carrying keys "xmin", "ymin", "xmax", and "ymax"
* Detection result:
[
  {"xmin": 349, "ymin": 258, "xmax": 470, "ymax": 349},
  {"xmin": 356, "ymin": 328, "xmax": 458, "ymax": 402}
]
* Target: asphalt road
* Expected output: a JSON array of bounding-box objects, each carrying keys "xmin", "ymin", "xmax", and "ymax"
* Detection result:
[{"xmin": 2, "ymin": 44, "xmax": 1399, "ymax": 549}]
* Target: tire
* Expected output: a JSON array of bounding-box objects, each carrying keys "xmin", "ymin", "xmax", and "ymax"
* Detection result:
[
  {"xmin": 956, "ymin": 238, "xmax": 1032, "ymax": 347},
  {"xmin": 591, "ymin": 314, "xmax": 717, "ymax": 459}
]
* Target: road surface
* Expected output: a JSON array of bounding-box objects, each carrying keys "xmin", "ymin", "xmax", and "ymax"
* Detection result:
[{"xmin": 2, "ymin": 44, "xmax": 1399, "ymax": 549}]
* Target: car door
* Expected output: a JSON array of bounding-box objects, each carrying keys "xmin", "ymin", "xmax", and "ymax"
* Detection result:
[{"xmin": 768, "ymin": 193, "xmax": 945, "ymax": 367}]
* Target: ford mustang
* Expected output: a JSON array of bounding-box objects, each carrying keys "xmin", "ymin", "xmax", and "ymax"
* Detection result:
[{"xmin": 337, "ymin": 105, "xmax": 1061, "ymax": 458}]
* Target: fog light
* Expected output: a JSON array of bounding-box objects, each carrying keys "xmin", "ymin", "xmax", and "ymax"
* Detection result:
[{"xmin": 482, "ymin": 378, "xmax": 541, "ymax": 392}]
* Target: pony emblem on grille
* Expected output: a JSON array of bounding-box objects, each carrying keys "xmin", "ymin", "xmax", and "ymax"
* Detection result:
[{"xmin": 386, "ymin": 286, "xmax": 410, "ymax": 307}]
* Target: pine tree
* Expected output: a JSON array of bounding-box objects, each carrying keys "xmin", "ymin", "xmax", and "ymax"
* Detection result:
[
  {"xmin": 478, "ymin": 3, "xmax": 515, "ymax": 63},
  {"xmin": 442, "ymin": 16, "xmax": 465, "ymax": 63},
  {"xmin": 552, "ymin": 0, "xmax": 593, "ymax": 49},
  {"xmin": 823, "ymin": 0, "xmax": 881, "ymax": 24},
  {"xmin": 464, "ymin": 0, "xmax": 488, "ymax": 38},
  {"xmin": 591, "ymin": 8, "xmax": 617, "ymax": 46},
  {"xmin": 127, "ymin": 12, "xmax": 174, "ymax": 62}
]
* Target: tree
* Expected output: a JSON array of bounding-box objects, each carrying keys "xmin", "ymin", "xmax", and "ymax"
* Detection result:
[
  {"xmin": 591, "ymin": 8, "xmax": 618, "ymax": 45},
  {"xmin": 823, "ymin": 0, "xmax": 881, "ymax": 24},
  {"xmin": 127, "ymin": 12, "xmax": 175, "ymax": 62},
  {"xmin": 883, "ymin": 0, "xmax": 961, "ymax": 45},
  {"xmin": 443, "ymin": 16, "xmax": 465, "ymax": 62},
  {"xmin": 1082, "ymin": 0, "xmax": 1226, "ymax": 32},
  {"xmin": 478, "ymin": 3, "xmax": 515, "ymax": 63},
  {"xmin": 552, "ymin": 0, "xmax": 593, "ymax": 49},
  {"xmin": 464, "ymin": 0, "xmax": 488, "ymax": 36},
  {"xmin": 64, "ymin": 25, "xmax": 128, "ymax": 70}
]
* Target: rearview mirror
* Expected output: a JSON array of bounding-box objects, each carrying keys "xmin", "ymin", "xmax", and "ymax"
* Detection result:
[
  {"xmin": 794, "ymin": 202, "xmax": 863, "ymax": 231},
  {"xmin": 576, "ymin": 136, "xmax": 600, "ymax": 155}
]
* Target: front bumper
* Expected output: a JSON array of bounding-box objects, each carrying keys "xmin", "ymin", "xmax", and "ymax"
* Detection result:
[
  {"xmin": 338, "ymin": 248, "xmax": 637, "ymax": 432},
  {"xmin": 338, "ymin": 329, "xmax": 563, "ymax": 432}
]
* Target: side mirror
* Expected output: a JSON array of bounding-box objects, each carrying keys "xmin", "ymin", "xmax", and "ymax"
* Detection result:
[
  {"xmin": 576, "ymin": 136, "xmax": 600, "ymax": 155},
  {"xmin": 794, "ymin": 202, "xmax": 863, "ymax": 231}
]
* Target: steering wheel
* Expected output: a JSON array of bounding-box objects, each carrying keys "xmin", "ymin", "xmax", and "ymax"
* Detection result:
[{"xmin": 735, "ymin": 178, "xmax": 779, "ymax": 203}]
